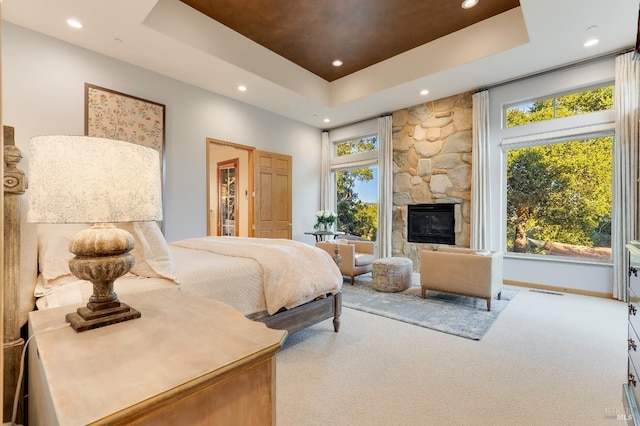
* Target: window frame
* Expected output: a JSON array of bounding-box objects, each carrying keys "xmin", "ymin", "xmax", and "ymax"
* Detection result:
[
  {"xmin": 331, "ymin": 134, "xmax": 379, "ymax": 240},
  {"xmin": 503, "ymin": 81, "xmax": 615, "ymax": 128},
  {"xmin": 499, "ymin": 81, "xmax": 615, "ymax": 264},
  {"xmin": 331, "ymin": 134, "xmax": 378, "ymax": 170}
]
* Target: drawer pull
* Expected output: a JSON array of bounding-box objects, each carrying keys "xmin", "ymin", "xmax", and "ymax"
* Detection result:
[
  {"xmin": 631, "ymin": 266, "xmax": 639, "ymax": 277},
  {"xmin": 630, "ymin": 304, "xmax": 637, "ymax": 316},
  {"xmin": 630, "ymin": 373, "xmax": 637, "ymax": 387},
  {"xmin": 630, "ymin": 339, "xmax": 637, "ymax": 351}
]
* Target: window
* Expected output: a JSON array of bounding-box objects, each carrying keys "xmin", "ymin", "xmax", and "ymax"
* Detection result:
[
  {"xmin": 506, "ymin": 136, "xmax": 613, "ymax": 259},
  {"xmin": 505, "ymin": 84, "xmax": 613, "ymax": 127},
  {"xmin": 503, "ymin": 83, "xmax": 614, "ymax": 261},
  {"xmin": 332, "ymin": 136, "xmax": 378, "ymax": 240}
]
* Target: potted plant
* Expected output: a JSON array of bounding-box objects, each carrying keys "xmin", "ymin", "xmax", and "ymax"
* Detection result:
[{"xmin": 314, "ymin": 210, "xmax": 337, "ymax": 231}]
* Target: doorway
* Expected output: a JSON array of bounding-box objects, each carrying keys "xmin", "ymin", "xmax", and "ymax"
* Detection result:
[
  {"xmin": 206, "ymin": 139, "xmax": 293, "ymax": 239},
  {"xmin": 207, "ymin": 138, "xmax": 254, "ymax": 236}
]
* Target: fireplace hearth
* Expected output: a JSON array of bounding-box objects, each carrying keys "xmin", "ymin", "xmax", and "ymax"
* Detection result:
[{"xmin": 407, "ymin": 204, "xmax": 455, "ymax": 245}]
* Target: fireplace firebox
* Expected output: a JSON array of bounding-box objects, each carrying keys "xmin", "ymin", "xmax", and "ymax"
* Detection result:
[{"xmin": 407, "ymin": 204, "xmax": 455, "ymax": 245}]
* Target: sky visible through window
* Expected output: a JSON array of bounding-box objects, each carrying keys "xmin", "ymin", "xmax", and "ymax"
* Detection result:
[{"xmin": 355, "ymin": 167, "xmax": 378, "ymax": 203}]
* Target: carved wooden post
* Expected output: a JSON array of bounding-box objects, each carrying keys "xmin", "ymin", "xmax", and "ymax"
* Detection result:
[{"xmin": 3, "ymin": 126, "xmax": 26, "ymax": 423}]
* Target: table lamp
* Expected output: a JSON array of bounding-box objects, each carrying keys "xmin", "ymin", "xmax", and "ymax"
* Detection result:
[{"xmin": 27, "ymin": 135, "xmax": 163, "ymax": 332}]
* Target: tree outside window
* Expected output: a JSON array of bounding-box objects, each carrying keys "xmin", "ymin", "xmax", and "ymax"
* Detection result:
[
  {"xmin": 334, "ymin": 136, "xmax": 378, "ymax": 241},
  {"xmin": 505, "ymin": 85, "xmax": 613, "ymax": 260}
]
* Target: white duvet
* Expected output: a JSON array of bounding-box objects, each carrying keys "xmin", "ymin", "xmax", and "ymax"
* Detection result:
[{"xmin": 172, "ymin": 237, "xmax": 343, "ymax": 315}]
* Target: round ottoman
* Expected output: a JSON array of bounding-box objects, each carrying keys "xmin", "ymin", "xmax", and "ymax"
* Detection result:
[{"xmin": 372, "ymin": 257, "xmax": 413, "ymax": 292}]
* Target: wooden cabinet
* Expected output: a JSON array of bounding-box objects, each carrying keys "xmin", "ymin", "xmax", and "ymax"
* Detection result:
[
  {"xmin": 28, "ymin": 289, "xmax": 287, "ymax": 425},
  {"xmin": 624, "ymin": 241, "xmax": 640, "ymax": 423}
]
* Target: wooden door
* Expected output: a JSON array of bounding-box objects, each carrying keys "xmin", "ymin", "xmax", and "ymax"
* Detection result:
[{"xmin": 254, "ymin": 151, "xmax": 292, "ymax": 239}]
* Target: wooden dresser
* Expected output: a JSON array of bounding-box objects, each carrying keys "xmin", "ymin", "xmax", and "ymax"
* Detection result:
[
  {"xmin": 625, "ymin": 241, "xmax": 640, "ymax": 424},
  {"xmin": 27, "ymin": 288, "xmax": 287, "ymax": 425}
]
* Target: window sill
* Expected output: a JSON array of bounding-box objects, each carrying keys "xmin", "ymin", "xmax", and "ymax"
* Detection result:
[{"xmin": 503, "ymin": 251, "xmax": 613, "ymax": 267}]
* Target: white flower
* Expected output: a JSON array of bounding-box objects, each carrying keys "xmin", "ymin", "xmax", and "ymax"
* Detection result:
[
  {"xmin": 322, "ymin": 210, "xmax": 331, "ymax": 218},
  {"xmin": 315, "ymin": 210, "xmax": 324, "ymax": 218}
]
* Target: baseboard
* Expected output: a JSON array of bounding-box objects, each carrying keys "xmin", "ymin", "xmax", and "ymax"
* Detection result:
[{"xmin": 503, "ymin": 279, "xmax": 614, "ymax": 299}]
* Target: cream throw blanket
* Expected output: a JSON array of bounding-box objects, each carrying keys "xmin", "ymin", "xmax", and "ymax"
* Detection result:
[{"xmin": 171, "ymin": 237, "xmax": 343, "ymax": 315}]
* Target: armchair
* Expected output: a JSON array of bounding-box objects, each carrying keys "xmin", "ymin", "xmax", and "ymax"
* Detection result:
[
  {"xmin": 316, "ymin": 240, "xmax": 375, "ymax": 284},
  {"xmin": 420, "ymin": 247, "xmax": 503, "ymax": 311}
]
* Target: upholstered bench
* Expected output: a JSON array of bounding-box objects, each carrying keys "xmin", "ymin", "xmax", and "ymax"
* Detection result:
[{"xmin": 372, "ymin": 257, "xmax": 413, "ymax": 292}]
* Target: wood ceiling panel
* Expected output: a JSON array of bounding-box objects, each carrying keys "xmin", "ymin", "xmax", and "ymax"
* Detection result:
[{"xmin": 180, "ymin": 0, "xmax": 520, "ymax": 81}]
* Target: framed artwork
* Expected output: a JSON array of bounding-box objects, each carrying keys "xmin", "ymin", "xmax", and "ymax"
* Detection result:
[{"xmin": 84, "ymin": 83, "xmax": 165, "ymax": 159}]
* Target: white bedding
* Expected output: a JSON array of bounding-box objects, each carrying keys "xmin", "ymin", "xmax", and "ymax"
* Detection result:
[
  {"xmin": 172, "ymin": 237, "xmax": 343, "ymax": 314},
  {"xmin": 35, "ymin": 236, "xmax": 342, "ymax": 317},
  {"xmin": 34, "ymin": 274, "xmax": 177, "ymax": 310},
  {"xmin": 170, "ymin": 244, "xmax": 266, "ymax": 315}
]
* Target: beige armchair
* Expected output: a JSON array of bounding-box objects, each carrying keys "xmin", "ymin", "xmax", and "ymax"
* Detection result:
[
  {"xmin": 420, "ymin": 247, "xmax": 503, "ymax": 311},
  {"xmin": 316, "ymin": 240, "xmax": 375, "ymax": 284}
]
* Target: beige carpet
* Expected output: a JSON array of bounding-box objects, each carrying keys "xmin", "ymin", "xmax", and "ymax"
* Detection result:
[{"xmin": 276, "ymin": 283, "xmax": 628, "ymax": 426}]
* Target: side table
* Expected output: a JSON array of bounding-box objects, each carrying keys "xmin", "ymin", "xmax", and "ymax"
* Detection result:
[
  {"xmin": 28, "ymin": 288, "xmax": 287, "ymax": 425},
  {"xmin": 305, "ymin": 230, "xmax": 345, "ymax": 242}
]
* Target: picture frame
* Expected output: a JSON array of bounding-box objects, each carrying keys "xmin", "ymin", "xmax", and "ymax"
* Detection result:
[{"xmin": 84, "ymin": 83, "xmax": 165, "ymax": 162}]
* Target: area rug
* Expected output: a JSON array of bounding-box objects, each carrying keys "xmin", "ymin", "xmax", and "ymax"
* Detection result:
[{"xmin": 341, "ymin": 273, "xmax": 518, "ymax": 340}]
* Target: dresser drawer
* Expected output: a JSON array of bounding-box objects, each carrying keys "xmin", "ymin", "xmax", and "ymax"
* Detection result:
[
  {"xmin": 630, "ymin": 288, "xmax": 640, "ymax": 340},
  {"xmin": 630, "ymin": 247, "xmax": 640, "ymax": 297},
  {"xmin": 630, "ymin": 317, "xmax": 640, "ymax": 360},
  {"xmin": 629, "ymin": 356, "xmax": 640, "ymax": 412}
]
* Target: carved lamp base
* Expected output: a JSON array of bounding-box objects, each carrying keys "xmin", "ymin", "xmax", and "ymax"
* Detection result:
[{"xmin": 66, "ymin": 223, "xmax": 141, "ymax": 332}]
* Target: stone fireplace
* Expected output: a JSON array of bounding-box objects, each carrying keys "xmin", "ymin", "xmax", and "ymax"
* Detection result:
[{"xmin": 391, "ymin": 92, "xmax": 473, "ymax": 269}]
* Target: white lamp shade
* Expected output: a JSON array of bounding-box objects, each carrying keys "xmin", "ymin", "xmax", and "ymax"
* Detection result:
[{"xmin": 27, "ymin": 135, "xmax": 163, "ymax": 224}]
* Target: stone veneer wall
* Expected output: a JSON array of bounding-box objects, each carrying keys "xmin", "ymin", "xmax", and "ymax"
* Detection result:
[{"xmin": 391, "ymin": 92, "xmax": 473, "ymax": 269}]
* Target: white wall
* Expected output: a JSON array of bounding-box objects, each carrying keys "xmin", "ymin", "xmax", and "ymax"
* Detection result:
[
  {"xmin": 488, "ymin": 57, "xmax": 616, "ymax": 295},
  {"xmin": 2, "ymin": 23, "xmax": 322, "ymax": 243}
]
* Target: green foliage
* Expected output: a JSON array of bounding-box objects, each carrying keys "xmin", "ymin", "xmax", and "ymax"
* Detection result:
[
  {"xmin": 505, "ymin": 85, "xmax": 613, "ymax": 255},
  {"xmin": 506, "ymin": 138, "xmax": 613, "ymax": 252},
  {"xmin": 313, "ymin": 210, "xmax": 337, "ymax": 230},
  {"xmin": 335, "ymin": 136, "xmax": 378, "ymax": 240},
  {"xmin": 506, "ymin": 85, "xmax": 613, "ymax": 127}
]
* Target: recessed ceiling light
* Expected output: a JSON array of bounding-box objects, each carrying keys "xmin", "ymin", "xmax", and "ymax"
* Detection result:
[
  {"xmin": 461, "ymin": 0, "xmax": 479, "ymax": 9},
  {"xmin": 584, "ymin": 25, "xmax": 599, "ymax": 47},
  {"xmin": 420, "ymin": 89, "xmax": 429, "ymax": 96},
  {"xmin": 584, "ymin": 38, "xmax": 599, "ymax": 47},
  {"xmin": 238, "ymin": 85, "xmax": 247, "ymax": 92},
  {"xmin": 332, "ymin": 60, "xmax": 343, "ymax": 67},
  {"xmin": 323, "ymin": 118, "xmax": 330, "ymax": 123},
  {"xmin": 66, "ymin": 18, "xmax": 83, "ymax": 29}
]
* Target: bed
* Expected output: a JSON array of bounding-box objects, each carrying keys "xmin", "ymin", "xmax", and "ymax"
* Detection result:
[{"xmin": 2, "ymin": 129, "xmax": 343, "ymax": 422}]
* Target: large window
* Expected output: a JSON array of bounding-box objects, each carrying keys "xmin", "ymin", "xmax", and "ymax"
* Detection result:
[
  {"xmin": 332, "ymin": 136, "xmax": 378, "ymax": 240},
  {"xmin": 504, "ymin": 84, "xmax": 613, "ymax": 261}
]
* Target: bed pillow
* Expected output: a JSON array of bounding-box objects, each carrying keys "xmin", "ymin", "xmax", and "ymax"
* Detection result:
[
  {"xmin": 37, "ymin": 224, "xmax": 89, "ymax": 289},
  {"xmin": 117, "ymin": 222, "xmax": 179, "ymax": 284}
]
